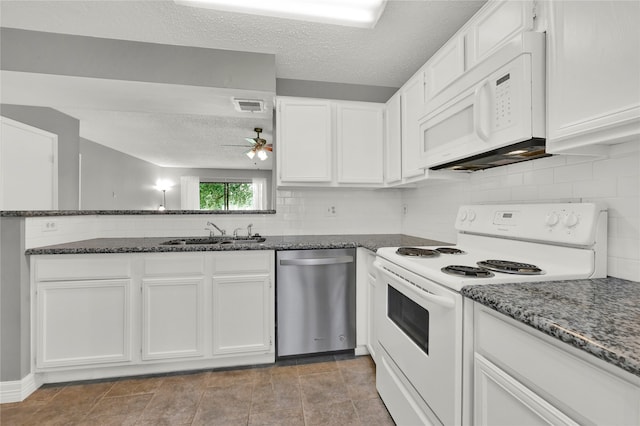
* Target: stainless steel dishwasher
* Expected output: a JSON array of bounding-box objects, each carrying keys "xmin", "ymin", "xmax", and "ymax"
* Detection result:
[{"xmin": 276, "ymin": 248, "xmax": 356, "ymax": 357}]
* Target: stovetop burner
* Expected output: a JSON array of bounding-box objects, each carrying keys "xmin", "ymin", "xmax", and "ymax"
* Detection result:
[
  {"xmin": 396, "ymin": 247, "xmax": 440, "ymax": 257},
  {"xmin": 441, "ymin": 265, "xmax": 495, "ymax": 278},
  {"xmin": 435, "ymin": 247, "xmax": 466, "ymax": 255},
  {"xmin": 476, "ymin": 259, "xmax": 544, "ymax": 275}
]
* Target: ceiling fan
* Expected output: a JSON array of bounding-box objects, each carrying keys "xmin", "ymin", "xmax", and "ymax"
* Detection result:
[{"xmin": 244, "ymin": 127, "xmax": 272, "ymax": 161}]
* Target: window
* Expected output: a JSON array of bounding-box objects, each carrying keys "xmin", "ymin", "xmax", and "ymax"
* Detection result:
[{"xmin": 199, "ymin": 182, "xmax": 254, "ymax": 210}]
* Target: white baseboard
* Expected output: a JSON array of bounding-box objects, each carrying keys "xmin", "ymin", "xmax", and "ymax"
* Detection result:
[
  {"xmin": 355, "ymin": 345, "xmax": 371, "ymax": 356},
  {"xmin": 0, "ymin": 374, "xmax": 39, "ymax": 404}
]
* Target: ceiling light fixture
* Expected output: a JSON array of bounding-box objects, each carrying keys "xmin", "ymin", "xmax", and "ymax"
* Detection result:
[{"xmin": 174, "ymin": 0, "xmax": 387, "ymax": 28}]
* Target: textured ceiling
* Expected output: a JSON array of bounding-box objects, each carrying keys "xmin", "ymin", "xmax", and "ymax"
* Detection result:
[
  {"xmin": 0, "ymin": 0, "xmax": 485, "ymax": 87},
  {"xmin": 0, "ymin": 0, "xmax": 486, "ymax": 169}
]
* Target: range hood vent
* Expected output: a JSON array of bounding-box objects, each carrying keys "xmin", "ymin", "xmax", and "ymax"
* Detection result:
[
  {"xmin": 232, "ymin": 98, "xmax": 264, "ymax": 113},
  {"xmin": 429, "ymin": 138, "xmax": 550, "ymax": 172}
]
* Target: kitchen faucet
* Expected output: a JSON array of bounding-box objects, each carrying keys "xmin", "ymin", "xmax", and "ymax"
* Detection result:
[
  {"xmin": 233, "ymin": 224, "xmax": 254, "ymax": 238},
  {"xmin": 205, "ymin": 221, "xmax": 226, "ymax": 236}
]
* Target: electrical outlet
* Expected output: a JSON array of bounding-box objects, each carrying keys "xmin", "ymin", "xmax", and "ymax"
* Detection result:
[
  {"xmin": 42, "ymin": 221, "xmax": 58, "ymax": 232},
  {"xmin": 325, "ymin": 206, "xmax": 337, "ymax": 217},
  {"xmin": 402, "ymin": 204, "xmax": 408, "ymax": 215}
]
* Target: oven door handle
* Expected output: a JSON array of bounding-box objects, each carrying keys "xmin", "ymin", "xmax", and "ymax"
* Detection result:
[{"xmin": 374, "ymin": 262, "xmax": 455, "ymax": 309}]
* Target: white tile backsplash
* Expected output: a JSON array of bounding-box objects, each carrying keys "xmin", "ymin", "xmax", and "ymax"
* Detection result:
[{"xmin": 25, "ymin": 188, "xmax": 403, "ymax": 248}]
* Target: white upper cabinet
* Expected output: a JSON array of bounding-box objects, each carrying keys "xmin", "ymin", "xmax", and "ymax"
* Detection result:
[
  {"xmin": 546, "ymin": 0, "xmax": 640, "ymax": 154},
  {"xmin": 424, "ymin": 34, "xmax": 466, "ymax": 102},
  {"xmin": 336, "ymin": 102, "xmax": 384, "ymax": 184},
  {"xmin": 465, "ymin": 0, "xmax": 535, "ymax": 70},
  {"xmin": 384, "ymin": 92, "xmax": 403, "ymax": 184},
  {"xmin": 276, "ymin": 97, "xmax": 332, "ymax": 184},
  {"xmin": 276, "ymin": 96, "xmax": 385, "ymax": 187},
  {"xmin": 401, "ymin": 72, "xmax": 428, "ymax": 180}
]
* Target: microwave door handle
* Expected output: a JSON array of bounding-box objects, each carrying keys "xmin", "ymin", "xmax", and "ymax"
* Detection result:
[
  {"xmin": 375, "ymin": 263, "xmax": 456, "ymax": 309},
  {"xmin": 473, "ymin": 79, "xmax": 491, "ymax": 142}
]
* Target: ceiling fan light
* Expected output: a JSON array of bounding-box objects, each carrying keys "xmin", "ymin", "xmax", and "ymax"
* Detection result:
[
  {"xmin": 257, "ymin": 149, "xmax": 268, "ymax": 161},
  {"xmin": 246, "ymin": 150, "xmax": 256, "ymax": 159}
]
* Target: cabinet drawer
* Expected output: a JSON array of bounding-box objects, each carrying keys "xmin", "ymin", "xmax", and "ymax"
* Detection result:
[
  {"xmin": 475, "ymin": 306, "xmax": 640, "ymax": 425},
  {"xmin": 35, "ymin": 255, "xmax": 131, "ymax": 281},
  {"xmin": 143, "ymin": 253, "xmax": 205, "ymax": 276},
  {"xmin": 212, "ymin": 251, "xmax": 273, "ymax": 275}
]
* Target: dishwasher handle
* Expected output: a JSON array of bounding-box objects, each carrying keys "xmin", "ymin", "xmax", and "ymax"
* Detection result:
[{"xmin": 279, "ymin": 256, "xmax": 354, "ymax": 266}]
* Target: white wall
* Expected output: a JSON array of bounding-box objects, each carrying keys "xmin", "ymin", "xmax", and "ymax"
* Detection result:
[{"xmin": 401, "ymin": 140, "xmax": 640, "ymax": 282}]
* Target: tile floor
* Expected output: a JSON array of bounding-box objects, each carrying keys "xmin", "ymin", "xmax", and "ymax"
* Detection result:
[{"xmin": 1, "ymin": 355, "xmax": 395, "ymax": 425}]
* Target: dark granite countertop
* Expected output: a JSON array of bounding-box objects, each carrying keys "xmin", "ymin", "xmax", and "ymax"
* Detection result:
[
  {"xmin": 25, "ymin": 234, "xmax": 447, "ymax": 255},
  {"xmin": 462, "ymin": 278, "xmax": 640, "ymax": 378}
]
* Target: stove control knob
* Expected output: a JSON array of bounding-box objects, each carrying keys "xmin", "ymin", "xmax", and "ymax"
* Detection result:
[
  {"xmin": 468, "ymin": 210, "xmax": 477, "ymax": 222},
  {"xmin": 563, "ymin": 212, "xmax": 579, "ymax": 228},
  {"xmin": 459, "ymin": 210, "xmax": 468, "ymax": 222},
  {"xmin": 545, "ymin": 212, "xmax": 560, "ymax": 227}
]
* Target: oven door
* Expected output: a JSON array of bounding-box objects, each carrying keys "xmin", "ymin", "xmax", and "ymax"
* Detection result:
[{"xmin": 375, "ymin": 259, "xmax": 463, "ymax": 426}]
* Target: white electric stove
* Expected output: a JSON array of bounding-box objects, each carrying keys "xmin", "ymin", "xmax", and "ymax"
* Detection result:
[{"xmin": 374, "ymin": 202, "xmax": 607, "ymax": 426}]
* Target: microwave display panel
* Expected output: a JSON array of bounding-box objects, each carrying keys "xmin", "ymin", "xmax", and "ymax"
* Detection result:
[{"xmin": 497, "ymin": 73, "xmax": 511, "ymax": 85}]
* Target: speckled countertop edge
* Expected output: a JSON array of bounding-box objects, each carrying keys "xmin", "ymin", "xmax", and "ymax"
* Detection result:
[
  {"xmin": 462, "ymin": 278, "xmax": 640, "ymax": 378},
  {"xmin": 1, "ymin": 209, "xmax": 276, "ymax": 217},
  {"xmin": 25, "ymin": 234, "xmax": 448, "ymax": 255}
]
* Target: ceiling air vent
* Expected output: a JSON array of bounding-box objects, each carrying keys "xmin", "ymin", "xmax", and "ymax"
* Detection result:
[{"xmin": 232, "ymin": 98, "xmax": 264, "ymax": 113}]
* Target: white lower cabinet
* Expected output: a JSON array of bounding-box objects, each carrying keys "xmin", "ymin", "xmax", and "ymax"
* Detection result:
[
  {"xmin": 213, "ymin": 275, "xmax": 272, "ymax": 355},
  {"xmin": 37, "ymin": 279, "xmax": 133, "ymax": 369},
  {"xmin": 355, "ymin": 248, "xmax": 378, "ymax": 361},
  {"xmin": 32, "ymin": 251, "xmax": 275, "ymax": 380},
  {"xmin": 474, "ymin": 354, "xmax": 577, "ymax": 426},
  {"xmin": 473, "ymin": 303, "xmax": 640, "ymax": 425},
  {"xmin": 142, "ymin": 278, "xmax": 205, "ymax": 360}
]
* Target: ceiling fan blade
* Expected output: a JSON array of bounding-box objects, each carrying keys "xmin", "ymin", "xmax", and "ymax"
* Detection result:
[
  {"xmin": 245, "ymin": 137, "xmax": 257, "ymax": 145},
  {"xmin": 264, "ymin": 145, "xmax": 273, "ymax": 152}
]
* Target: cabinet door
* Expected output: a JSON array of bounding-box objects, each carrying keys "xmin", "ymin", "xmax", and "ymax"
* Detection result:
[
  {"xmin": 474, "ymin": 354, "xmax": 578, "ymax": 426},
  {"xmin": 276, "ymin": 97, "xmax": 332, "ymax": 183},
  {"xmin": 336, "ymin": 102, "xmax": 384, "ymax": 184},
  {"xmin": 142, "ymin": 278, "xmax": 205, "ymax": 360},
  {"xmin": 366, "ymin": 273, "xmax": 377, "ymax": 362},
  {"xmin": 466, "ymin": 0, "xmax": 534, "ymax": 69},
  {"xmin": 213, "ymin": 275, "xmax": 272, "ymax": 355},
  {"xmin": 401, "ymin": 73, "xmax": 427, "ymax": 179},
  {"xmin": 424, "ymin": 34, "xmax": 466, "ymax": 102},
  {"xmin": 37, "ymin": 280, "xmax": 133, "ymax": 369},
  {"xmin": 385, "ymin": 92, "xmax": 402, "ymax": 184},
  {"xmin": 547, "ymin": 1, "xmax": 640, "ymax": 152}
]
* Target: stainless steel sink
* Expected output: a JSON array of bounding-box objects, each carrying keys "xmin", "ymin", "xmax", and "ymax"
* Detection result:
[{"xmin": 162, "ymin": 236, "xmax": 266, "ymax": 246}]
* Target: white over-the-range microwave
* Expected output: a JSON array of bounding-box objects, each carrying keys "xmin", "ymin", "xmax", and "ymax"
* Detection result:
[{"xmin": 420, "ymin": 32, "xmax": 547, "ymax": 172}]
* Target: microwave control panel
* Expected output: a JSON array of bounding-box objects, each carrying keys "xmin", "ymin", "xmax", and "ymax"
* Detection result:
[{"xmin": 495, "ymin": 73, "xmax": 512, "ymax": 129}]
